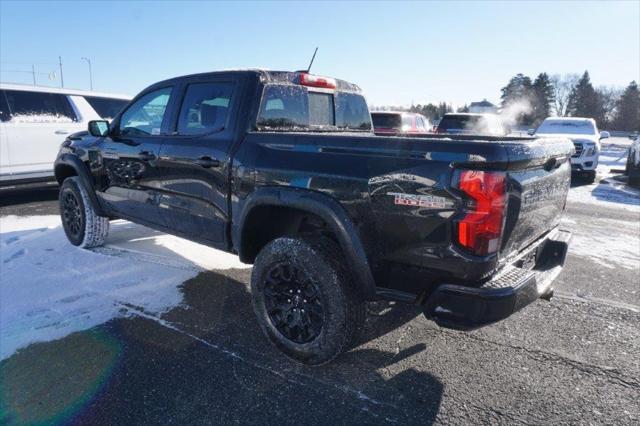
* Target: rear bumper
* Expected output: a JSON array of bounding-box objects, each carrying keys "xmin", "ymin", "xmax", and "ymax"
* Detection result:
[{"xmin": 422, "ymin": 229, "xmax": 571, "ymax": 330}]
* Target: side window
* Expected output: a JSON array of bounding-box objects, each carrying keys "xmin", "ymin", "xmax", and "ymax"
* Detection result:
[
  {"xmin": 3, "ymin": 90, "xmax": 77, "ymax": 123},
  {"xmin": 0, "ymin": 91, "xmax": 10, "ymax": 122},
  {"xmin": 402, "ymin": 115, "xmax": 413, "ymax": 129},
  {"xmin": 416, "ymin": 116, "xmax": 424, "ymax": 130},
  {"xmin": 119, "ymin": 87, "xmax": 172, "ymax": 136},
  {"xmin": 177, "ymin": 82, "xmax": 233, "ymax": 135}
]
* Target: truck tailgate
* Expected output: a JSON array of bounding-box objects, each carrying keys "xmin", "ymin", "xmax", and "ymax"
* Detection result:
[{"xmin": 500, "ymin": 137, "xmax": 573, "ymax": 259}]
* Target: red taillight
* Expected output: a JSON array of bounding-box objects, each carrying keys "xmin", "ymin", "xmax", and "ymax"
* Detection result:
[
  {"xmin": 456, "ymin": 170, "xmax": 506, "ymax": 256},
  {"xmin": 298, "ymin": 72, "xmax": 336, "ymax": 89}
]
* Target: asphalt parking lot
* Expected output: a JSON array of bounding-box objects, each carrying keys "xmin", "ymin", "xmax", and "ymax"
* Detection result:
[{"xmin": 1, "ymin": 140, "xmax": 639, "ymax": 425}]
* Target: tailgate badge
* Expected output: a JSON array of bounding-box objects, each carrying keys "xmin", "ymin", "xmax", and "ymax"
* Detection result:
[{"xmin": 388, "ymin": 192, "xmax": 447, "ymax": 209}]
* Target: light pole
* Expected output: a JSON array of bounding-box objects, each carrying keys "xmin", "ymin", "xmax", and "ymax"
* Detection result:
[{"xmin": 81, "ymin": 57, "xmax": 93, "ymax": 91}]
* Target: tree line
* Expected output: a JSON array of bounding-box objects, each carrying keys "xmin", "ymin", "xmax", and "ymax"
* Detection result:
[
  {"xmin": 500, "ymin": 71, "xmax": 639, "ymax": 131},
  {"xmin": 374, "ymin": 72, "xmax": 639, "ymax": 131}
]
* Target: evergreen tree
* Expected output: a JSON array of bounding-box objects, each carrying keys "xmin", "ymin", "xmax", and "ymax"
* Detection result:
[
  {"xmin": 567, "ymin": 71, "xmax": 601, "ymax": 119},
  {"xmin": 613, "ymin": 81, "xmax": 640, "ymax": 131},
  {"xmin": 457, "ymin": 104, "xmax": 469, "ymax": 113},
  {"xmin": 500, "ymin": 73, "xmax": 534, "ymax": 124},
  {"xmin": 532, "ymin": 73, "xmax": 555, "ymax": 124}
]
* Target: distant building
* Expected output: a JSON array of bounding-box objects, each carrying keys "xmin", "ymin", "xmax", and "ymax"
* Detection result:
[{"xmin": 469, "ymin": 99, "xmax": 498, "ymax": 114}]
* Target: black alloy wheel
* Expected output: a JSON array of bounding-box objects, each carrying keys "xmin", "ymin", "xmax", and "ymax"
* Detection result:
[
  {"xmin": 61, "ymin": 188, "xmax": 84, "ymax": 241},
  {"xmin": 263, "ymin": 262, "xmax": 324, "ymax": 344}
]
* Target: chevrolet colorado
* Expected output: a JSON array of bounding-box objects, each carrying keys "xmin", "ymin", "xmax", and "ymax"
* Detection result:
[{"xmin": 54, "ymin": 70, "xmax": 573, "ymax": 364}]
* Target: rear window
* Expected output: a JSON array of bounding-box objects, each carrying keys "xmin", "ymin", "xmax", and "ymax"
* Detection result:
[
  {"xmin": 371, "ymin": 113, "xmax": 401, "ymax": 129},
  {"xmin": 438, "ymin": 115, "xmax": 482, "ymax": 131},
  {"xmin": 257, "ymin": 84, "xmax": 371, "ymax": 132},
  {"xmin": 3, "ymin": 89, "xmax": 77, "ymax": 123},
  {"xmin": 84, "ymin": 96, "xmax": 129, "ymax": 120}
]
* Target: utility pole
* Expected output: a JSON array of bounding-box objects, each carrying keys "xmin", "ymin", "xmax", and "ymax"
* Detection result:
[
  {"xmin": 81, "ymin": 57, "xmax": 93, "ymax": 90},
  {"xmin": 32, "ymin": 64, "xmax": 36, "ymax": 85},
  {"xmin": 58, "ymin": 56, "xmax": 64, "ymax": 88}
]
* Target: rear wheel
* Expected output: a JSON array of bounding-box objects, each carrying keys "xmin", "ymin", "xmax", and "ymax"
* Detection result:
[
  {"xmin": 585, "ymin": 170, "xmax": 596, "ymax": 184},
  {"xmin": 59, "ymin": 177, "xmax": 109, "ymax": 248},
  {"xmin": 251, "ymin": 236, "xmax": 365, "ymax": 365}
]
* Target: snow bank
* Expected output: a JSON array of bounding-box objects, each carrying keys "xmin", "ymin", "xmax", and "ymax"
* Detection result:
[{"xmin": 0, "ymin": 216, "xmax": 249, "ymax": 360}]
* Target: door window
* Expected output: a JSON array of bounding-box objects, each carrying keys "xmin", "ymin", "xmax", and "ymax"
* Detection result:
[
  {"xmin": 3, "ymin": 89, "xmax": 77, "ymax": 123},
  {"xmin": 119, "ymin": 87, "xmax": 172, "ymax": 136},
  {"xmin": 177, "ymin": 82, "xmax": 234, "ymax": 135}
]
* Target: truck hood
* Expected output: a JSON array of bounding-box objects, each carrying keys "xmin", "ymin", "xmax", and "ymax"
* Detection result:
[{"xmin": 534, "ymin": 133, "xmax": 599, "ymax": 144}]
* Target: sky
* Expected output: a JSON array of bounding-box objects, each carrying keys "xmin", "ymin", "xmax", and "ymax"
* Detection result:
[{"xmin": 1, "ymin": 0, "xmax": 639, "ymax": 107}]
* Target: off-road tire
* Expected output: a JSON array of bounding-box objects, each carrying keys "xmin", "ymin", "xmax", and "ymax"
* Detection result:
[
  {"xmin": 251, "ymin": 236, "xmax": 366, "ymax": 365},
  {"xmin": 59, "ymin": 176, "xmax": 109, "ymax": 248}
]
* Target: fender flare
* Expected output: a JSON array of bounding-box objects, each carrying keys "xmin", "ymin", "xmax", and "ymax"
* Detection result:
[
  {"xmin": 236, "ymin": 187, "xmax": 377, "ymax": 299},
  {"xmin": 54, "ymin": 154, "xmax": 106, "ymax": 216}
]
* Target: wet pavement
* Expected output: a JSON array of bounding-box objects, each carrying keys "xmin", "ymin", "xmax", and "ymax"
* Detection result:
[{"xmin": 1, "ymin": 158, "xmax": 639, "ymax": 424}]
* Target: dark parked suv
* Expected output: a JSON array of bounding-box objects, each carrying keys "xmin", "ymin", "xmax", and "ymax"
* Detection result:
[{"xmin": 55, "ymin": 70, "xmax": 573, "ymax": 364}]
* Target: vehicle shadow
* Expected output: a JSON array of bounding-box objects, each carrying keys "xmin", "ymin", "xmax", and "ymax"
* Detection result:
[
  {"xmin": 0, "ymin": 268, "xmax": 438, "ymax": 425},
  {"xmin": 0, "ymin": 184, "xmax": 59, "ymax": 215},
  {"xmin": 591, "ymin": 179, "xmax": 640, "ymax": 206},
  {"xmin": 569, "ymin": 174, "xmax": 594, "ymax": 188}
]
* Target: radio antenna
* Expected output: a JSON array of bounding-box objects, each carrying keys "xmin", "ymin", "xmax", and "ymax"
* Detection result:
[{"xmin": 306, "ymin": 47, "xmax": 318, "ymax": 73}]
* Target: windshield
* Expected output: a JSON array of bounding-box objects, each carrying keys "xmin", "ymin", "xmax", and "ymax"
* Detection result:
[
  {"xmin": 372, "ymin": 113, "xmax": 401, "ymax": 129},
  {"xmin": 536, "ymin": 120, "xmax": 596, "ymax": 135},
  {"xmin": 256, "ymin": 84, "xmax": 371, "ymax": 132}
]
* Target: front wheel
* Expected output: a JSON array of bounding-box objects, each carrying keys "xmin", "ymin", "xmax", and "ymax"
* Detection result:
[
  {"xmin": 251, "ymin": 236, "xmax": 365, "ymax": 365},
  {"xmin": 59, "ymin": 176, "xmax": 110, "ymax": 248}
]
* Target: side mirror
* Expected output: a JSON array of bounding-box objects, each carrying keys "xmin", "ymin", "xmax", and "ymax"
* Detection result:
[
  {"xmin": 88, "ymin": 120, "xmax": 110, "ymax": 137},
  {"xmin": 527, "ymin": 128, "xmax": 535, "ymax": 136},
  {"xmin": 599, "ymin": 131, "xmax": 610, "ymax": 139}
]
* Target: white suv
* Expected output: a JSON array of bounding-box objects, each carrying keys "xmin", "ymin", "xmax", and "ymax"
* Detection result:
[
  {"xmin": 533, "ymin": 117, "xmax": 609, "ymax": 183},
  {"xmin": 0, "ymin": 83, "xmax": 130, "ymax": 185}
]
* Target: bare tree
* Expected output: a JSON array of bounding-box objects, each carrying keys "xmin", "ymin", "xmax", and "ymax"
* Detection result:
[
  {"xmin": 596, "ymin": 86, "xmax": 622, "ymax": 127},
  {"xmin": 551, "ymin": 74, "xmax": 579, "ymax": 116}
]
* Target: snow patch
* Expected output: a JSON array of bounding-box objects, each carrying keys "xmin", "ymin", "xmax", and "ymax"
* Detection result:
[
  {"xmin": 567, "ymin": 139, "xmax": 640, "ymax": 212},
  {"xmin": 562, "ymin": 216, "xmax": 640, "ymax": 271},
  {"xmin": 0, "ymin": 215, "xmax": 250, "ymax": 360}
]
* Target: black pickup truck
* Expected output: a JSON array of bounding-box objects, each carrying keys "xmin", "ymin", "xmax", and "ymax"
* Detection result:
[{"xmin": 54, "ymin": 70, "xmax": 573, "ymax": 364}]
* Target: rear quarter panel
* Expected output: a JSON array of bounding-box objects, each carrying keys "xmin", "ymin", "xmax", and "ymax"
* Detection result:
[{"xmin": 233, "ymin": 132, "xmax": 512, "ymax": 291}]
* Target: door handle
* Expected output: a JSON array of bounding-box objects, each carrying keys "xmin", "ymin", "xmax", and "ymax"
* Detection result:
[
  {"xmin": 55, "ymin": 130, "xmax": 70, "ymax": 135},
  {"xmin": 194, "ymin": 156, "xmax": 220, "ymax": 168},
  {"xmin": 138, "ymin": 151, "xmax": 156, "ymax": 161}
]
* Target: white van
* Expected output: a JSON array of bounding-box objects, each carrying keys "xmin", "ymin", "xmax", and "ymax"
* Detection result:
[{"xmin": 0, "ymin": 83, "xmax": 131, "ymax": 185}]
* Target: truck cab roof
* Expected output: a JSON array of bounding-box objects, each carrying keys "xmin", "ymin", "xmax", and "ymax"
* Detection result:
[{"xmin": 143, "ymin": 70, "xmax": 364, "ymax": 94}]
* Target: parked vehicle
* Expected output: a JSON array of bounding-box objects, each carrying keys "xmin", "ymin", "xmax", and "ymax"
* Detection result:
[
  {"xmin": 371, "ymin": 111, "xmax": 430, "ymax": 136},
  {"xmin": 435, "ymin": 113, "xmax": 508, "ymax": 136},
  {"xmin": 532, "ymin": 117, "xmax": 609, "ymax": 183},
  {"xmin": 626, "ymin": 133, "xmax": 640, "ymax": 187},
  {"xmin": 54, "ymin": 70, "xmax": 573, "ymax": 365},
  {"xmin": 0, "ymin": 83, "xmax": 130, "ymax": 185}
]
